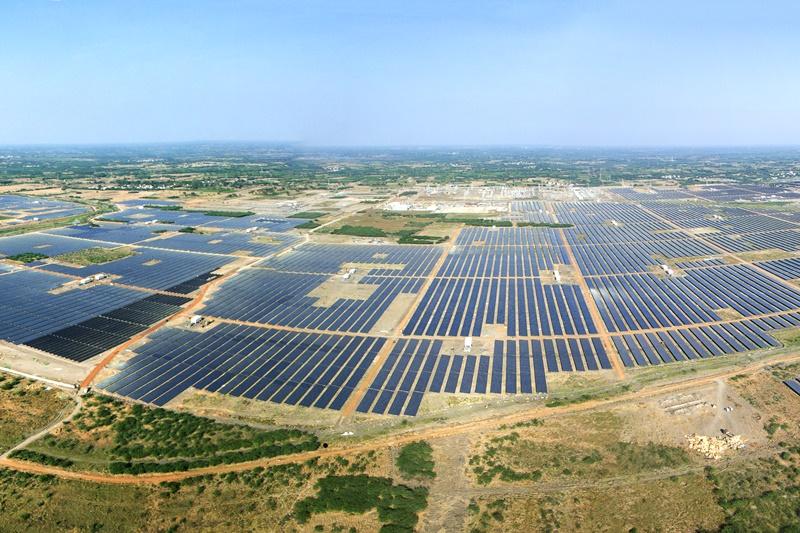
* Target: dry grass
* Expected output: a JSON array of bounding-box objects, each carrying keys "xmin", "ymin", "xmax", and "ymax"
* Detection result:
[
  {"xmin": 468, "ymin": 474, "xmax": 723, "ymax": 532},
  {"xmin": 0, "ymin": 373, "xmax": 73, "ymax": 453}
]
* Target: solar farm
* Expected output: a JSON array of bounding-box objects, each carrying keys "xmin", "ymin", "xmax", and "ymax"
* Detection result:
[
  {"xmin": 4, "ymin": 183, "xmax": 800, "ymax": 424},
  {"xmin": 5, "ymin": 156, "xmax": 800, "ymax": 533}
]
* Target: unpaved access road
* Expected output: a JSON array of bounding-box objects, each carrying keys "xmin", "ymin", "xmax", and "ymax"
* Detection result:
[{"xmin": 2, "ymin": 349, "xmax": 798, "ymax": 485}]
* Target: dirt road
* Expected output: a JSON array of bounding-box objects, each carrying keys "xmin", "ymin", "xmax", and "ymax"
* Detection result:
[{"xmin": 4, "ymin": 349, "xmax": 798, "ymax": 486}]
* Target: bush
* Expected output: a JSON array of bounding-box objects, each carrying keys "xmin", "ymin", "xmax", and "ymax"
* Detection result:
[
  {"xmin": 446, "ymin": 218, "xmax": 512, "ymax": 227},
  {"xmin": 194, "ymin": 210, "xmax": 254, "ymax": 218},
  {"xmin": 516, "ymin": 222, "xmax": 573, "ymax": 228},
  {"xmin": 10, "ymin": 450, "xmax": 74, "ymax": 468},
  {"xmin": 396, "ymin": 441, "xmax": 436, "ymax": 479},
  {"xmin": 43, "ymin": 394, "xmax": 320, "ymax": 474},
  {"xmin": 397, "ymin": 234, "xmax": 447, "ymax": 244},
  {"xmin": 54, "ymin": 246, "xmax": 133, "ymax": 265},
  {"xmin": 295, "ymin": 475, "xmax": 428, "ymax": 532},
  {"xmin": 6, "ymin": 252, "xmax": 48, "ymax": 263},
  {"xmin": 296, "ymin": 220, "xmax": 320, "ymax": 229}
]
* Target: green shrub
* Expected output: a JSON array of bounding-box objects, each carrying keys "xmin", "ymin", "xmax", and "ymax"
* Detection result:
[
  {"xmin": 6, "ymin": 252, "xmax": 48, "ymax": 263},
  {"xmin": 516, "ymin": 222, "xmax": 573, "ymax": 228},
  {"xmin": 10, "ymin": 450, "xmax": 74, "ymax": 468},
  {"xmin": 297, "ymin": 220, "xmax": 320, "ymax": 229},
  {"xmin": 295, "ymin": 475, "xmax": 427, "ymax": 532},
  {"xmin": 396, "ymin": 441, "xmax": 436, "ymax": 479},
  {"xmin": 289, "ymin": 211, "xmax": 327, "ymax": 219}
]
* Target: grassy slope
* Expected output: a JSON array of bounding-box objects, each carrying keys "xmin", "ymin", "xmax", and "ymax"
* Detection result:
[
  {"xmin": 0, "ymin": 373, "xmax": 73, "ymax": 453},
  {"xmin": 23, "ymin": 394, "xmax": 319, "ymax": 474}
]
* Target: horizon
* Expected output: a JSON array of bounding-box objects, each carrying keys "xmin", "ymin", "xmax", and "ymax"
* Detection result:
[{"xmin": 3, "ymin": 141, "xmax": 800, "ymax": 151}]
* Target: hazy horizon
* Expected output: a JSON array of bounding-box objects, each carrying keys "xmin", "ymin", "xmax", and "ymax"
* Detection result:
[{"xmin": 3, "ymin": 1, "xmax": 800, "ymax": 146}]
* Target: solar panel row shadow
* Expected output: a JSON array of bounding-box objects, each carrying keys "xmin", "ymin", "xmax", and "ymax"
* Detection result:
[{"xmin": 165, "ymin": 271, "xmax": 221, "ymax": 294}]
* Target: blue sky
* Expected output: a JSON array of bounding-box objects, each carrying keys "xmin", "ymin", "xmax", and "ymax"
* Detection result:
[{"xmin": 1, "ymin": 0, "xmax": 799, "ymax": 146}]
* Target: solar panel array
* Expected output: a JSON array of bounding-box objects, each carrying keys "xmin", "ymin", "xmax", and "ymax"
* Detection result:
[
  {"xmin": 202, "ymin": 269, "xmax": 423, "ymax": 333},
  {"xmin": 0, "ymin": 233, "xmax": 116, "ymax": 258},
  {"xmin": 784, "ymin": 377, "xmax": 800, "ymax": 397},
  {"xmin": 0, "ymin": 194, "xmax": 89, "ymax": 223},
  {"xmin": 100, "ymin": 324, "xmax": 385, "ymax": 408},
  {"xmin": 259, "ymin": 243, "xmax": 441, "ymax": 275},
  {"xmin": 46, "ymin": 223, "xmax": 177, "ymax": 244},
  {"xmin": 357, "ymin": 336, "xmax": 611, "ymax": 416},
  {"xmin": 0, "ymin": 204, "xmax": 301, "ymax": 364},
  {"xmin": 153, "ymin": 207, "xmax": 800, "ymax": 415},
  {"xmin": 756, "ymin": 257, "xmax": 800, "ymax": 280},
  {"xmin": 109, "ymin": 207, "xmax": 230, "ymax": 226},
  {"xmin": 143, "ymin": 231, "xmax": 296, "ymax": 256},
  {"xmin": 0, "ymin": 270, "xmax": 145, "ymax": 344},
  {"xmin": 587, "ymin": 265, "xmax": 800, "ymax": 332},
  {"xmin": 5, "ymin": 191, "xmax": 800, "ymax": 417},
  {"xmin": 24, "ymin": 293, "xmax": 191, "ymax": 362},
  {"xmin": 201, "ymin": 214, "xmax": 305, "ymax": 232},
  {"xmin": 404, "ymin": 277, "xmax": 597, "ymax": 337},
  {"xmin": 39, "ymin": 248, "xmax": 231, "ymax": 291},
  {"xmin": 109, "ymin": 207, "xmax": 305, "ymax": 233}
]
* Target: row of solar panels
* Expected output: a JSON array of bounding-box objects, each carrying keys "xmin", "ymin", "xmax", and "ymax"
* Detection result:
[
  {"xmin": 101, "ymin": 324, "xmax": 385, "ymax": 408},
  {"xmin": 589, "ymin": 264, "xmax": 800, "ymax": 333},
  {"xmin": 404, "ymin": 277, "xmax": 597, "ymax": 337},
  {"xmin": 24, "ymin": 293, "xmax": 192, "ymax": 362},
  {"xmin": 201, "ymin": 269, "xmax": 423, "ymax": 333},
  {"xmin": 357, "ymin": 337, "xmax": 612, "ymax": 416}
]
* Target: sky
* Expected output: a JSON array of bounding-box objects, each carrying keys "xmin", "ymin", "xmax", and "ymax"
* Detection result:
[{"xmin": 1, "ymin": 0, "xmax": 799, "ymax": 146}]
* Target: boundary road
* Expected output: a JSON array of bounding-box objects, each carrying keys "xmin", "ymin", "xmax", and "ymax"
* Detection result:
[
  {"xmin": 340, "ymin": 226, "xmax": 461, "ymax": 417},
  {"xmin": 3, "ymin": 348, "xmax": 798, "ymax": 485}
]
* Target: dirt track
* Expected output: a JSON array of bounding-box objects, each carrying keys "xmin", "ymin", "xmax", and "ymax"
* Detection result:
[
  {"xmin": 557, "ymin": 225, "xmax": 626, "ymax": 379},
  {"xmin": 80, "ymin": 257, "xmax": 257, "ymax": 388},
  {"xmin": 4, "ymin": 349, "xmax": 799, "ymax": 486}
]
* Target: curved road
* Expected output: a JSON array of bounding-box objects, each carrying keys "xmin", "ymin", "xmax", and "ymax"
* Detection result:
[{"xmin": 1, "ymin": 349, "xmax": 797, "ymax": 485}]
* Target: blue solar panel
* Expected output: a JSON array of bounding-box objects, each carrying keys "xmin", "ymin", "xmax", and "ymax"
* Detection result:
[
  {"xmin": 101, "ymin": 325, "xmax": 383, "ymax": 409},
  {"xmin": 429, "ymin": 355, "xmax": 450, "ymax": 393},
  {"xmin": 785, "ymin": 379, "xmax": 800, "ymax": 396},
  {"xmin": 460, "ymin": 355, "xmax": 476, "ymax": 393},
  {"xmin": 444, "ymin": 355, "xmax": 463, "ymax": 393}
]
